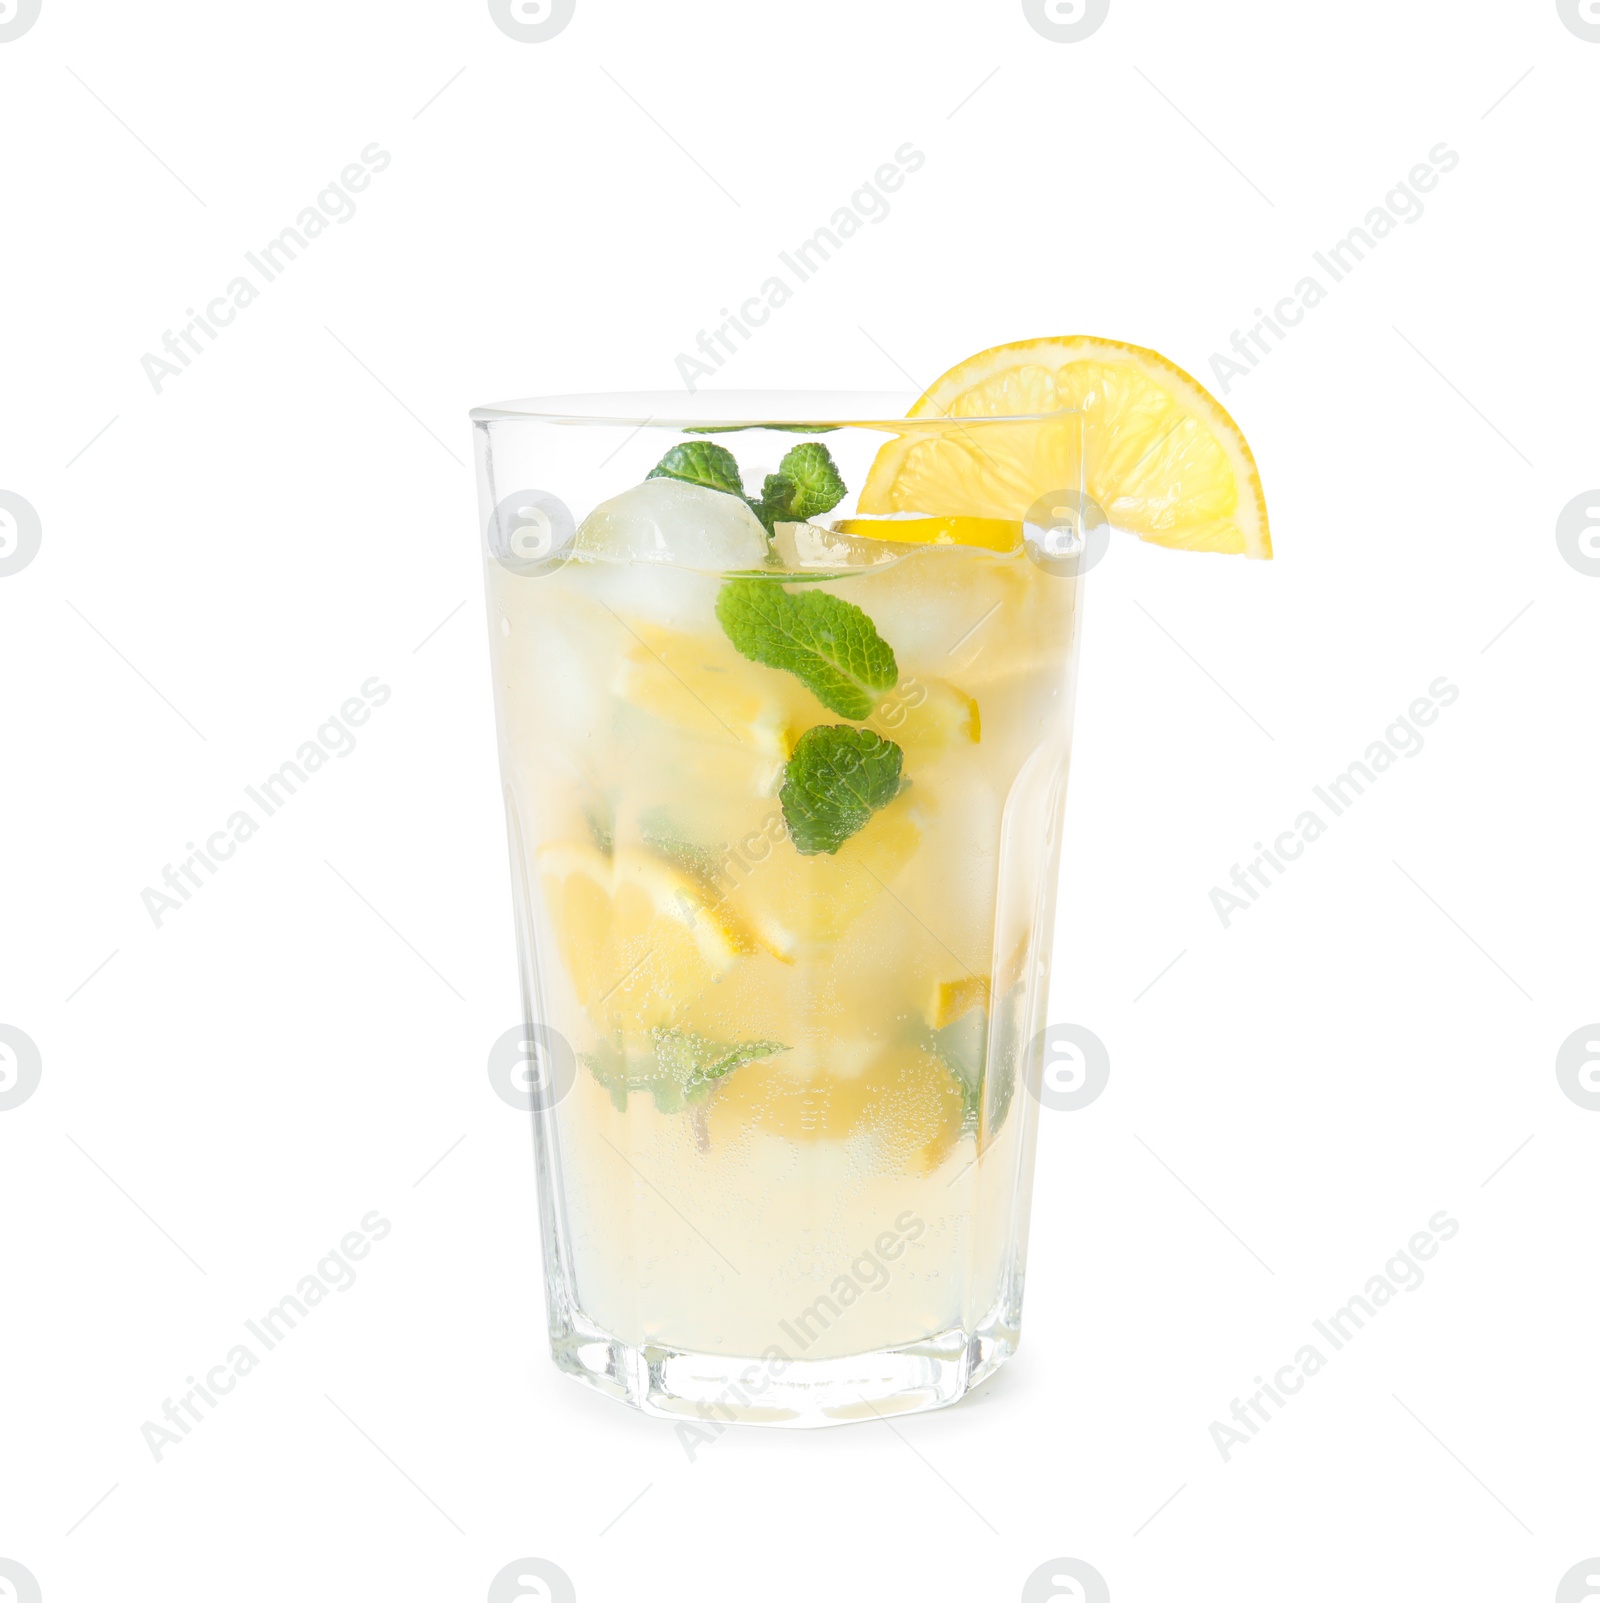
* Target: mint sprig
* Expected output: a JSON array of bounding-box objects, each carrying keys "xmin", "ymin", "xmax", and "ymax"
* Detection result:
[
  {"xmin": 652, "ymin": 1028, "xmax": 787, "ymax": 1089},
  {"xmin": 647, "ymin": 441, "xmax": 745, "ymax": 498},
  {"xmin": 780, "ymin": 725, "xmax": 904, "ymax": 855},
  {"xmin": 715, "ymin": 579, "xmax": 897, "ymax": 719}
]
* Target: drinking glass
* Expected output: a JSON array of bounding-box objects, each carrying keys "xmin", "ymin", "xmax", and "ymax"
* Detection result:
[{"xmin": 472, "ymin": 391, "xmax": 1090, "ymax": 1425}]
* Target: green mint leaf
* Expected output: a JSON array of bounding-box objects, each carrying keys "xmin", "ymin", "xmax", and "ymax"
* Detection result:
[
  {"xmin": 583, "ymin": 1031, "xmax": 788, "ymax": 1113},
  {"xmin": 749, "ymin": 473, "xmax": 796, "ymax": 537},
  {"xmin": 647, "ymin": 441, "xmax": 745, "ymax": 498},
  {"xmin": 715, "ymin": 578, "xmax": 897, "ymax": 719},
  {"xmin": 749, "ymin": 446, "xmax": 849, "ymax": 532},
  {"xmin": 652, "ymin": 1027, "xmax": 787, "ymax": 1089},
  {"xmin": 780, "ymin": 725, "xmax": 904, "ymax": 855},
  {"xmin": 772, "ymin": 442, "xmax": 848, "ymax": 521}
]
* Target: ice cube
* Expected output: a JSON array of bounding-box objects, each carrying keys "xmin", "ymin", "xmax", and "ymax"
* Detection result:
[{"xmin": 574, "ymin": 478, "xmax": 769, "ymax": 572}]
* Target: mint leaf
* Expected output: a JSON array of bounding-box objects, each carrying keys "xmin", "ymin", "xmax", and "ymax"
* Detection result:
[
  {"xmin": 647, "ymin": 441, "xmax": 745, "ymax": 498},
  {"xmin": 652, "ymin": 1028, "xmax": 787, "ymax": 1090},
  {"xmin": 773, "ymin": 443, "xmax": 849, "ymax": 520},
  {"xmin": 595, "ymin": 1033, "xmax": 783, "ymax": 1112},
  {"xmin": 715, "ymin": 579, "xmax": 897, "ymax": 719},
  {"xmin": 749, "ymin": 473, "xmax": 795, "ymax": 537},
  {"xmin": 749, "ymin": 444, "xmax": 849, "ymax": 533},
  {"xmin": 780, "ymin": 725, "xmax": 903, "ymax": 855},
  {"xmin": 582, "ymin": 1031, "xmax": 788, "ymax": 1113}
]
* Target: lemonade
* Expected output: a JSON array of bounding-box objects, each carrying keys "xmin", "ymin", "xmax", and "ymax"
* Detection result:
[{"xmin": 474, "ymin": 341, "xmax": 1268, "ymax": 1425}]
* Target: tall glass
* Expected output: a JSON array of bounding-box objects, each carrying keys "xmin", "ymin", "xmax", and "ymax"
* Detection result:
[{"xmin": 472, "ymin": 393, "xmax": 1089, "ymax": 1426}]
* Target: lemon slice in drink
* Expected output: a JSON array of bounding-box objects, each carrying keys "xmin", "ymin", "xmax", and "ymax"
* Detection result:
[
  {"xmin": 538, "ymin": 841, "xmax": 750, "ymax": 1032},
  {"xmin": 929, "ymin": 975, "xmax": 989, "ymax": 1029},
  {"xmin": 613, "ymin": 621, "xmax": 793, "ymax": 757},
  {"xmin": 866, "ymin": 675, "xmax": 980, "ymax": 763},
  {"xmin": 833, "ymin": 514, "xmax": 1023, "ymax": 553},
  {"xmin": 859, "ymin": 335, "xmax": 1271, "ymax": 558},
  {"xmin": 708, "ymin": 1040, "xmax": 966, "ymax": 1172}
]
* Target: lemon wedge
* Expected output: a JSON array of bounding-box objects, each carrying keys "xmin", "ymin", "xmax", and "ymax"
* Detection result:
[
  {"xmin": 929, "ymin": 975, "xmax": 990, "ymax": 1030},
  {"xmin": 859, "ymin": 335, "xmax": 1270, "ymax": 558},
  {"xmin": 612, "ymin": 621, "xmax": 792, "ymax": 756},
  {"xmin": 867, "ymin": 675, "xmax": 980, "ymax": 764},
  {"xmin": 708, "ymin": 1040, "xmax": 966, "ymax": 1172},
  {"xmin": 538, "ymin": 841, "xmax": 750, "ymax": 1033}
]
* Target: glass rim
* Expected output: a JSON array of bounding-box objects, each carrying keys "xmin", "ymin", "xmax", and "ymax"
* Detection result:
[{"xmin": 469, "ymin": 389, "xmax": 1082, "ymax": 429}]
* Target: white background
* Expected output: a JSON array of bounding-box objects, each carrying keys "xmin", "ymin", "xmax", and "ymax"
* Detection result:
[{"xmin": 2, "ymin": 2, "xmax": 1597, "ymax": 1600}]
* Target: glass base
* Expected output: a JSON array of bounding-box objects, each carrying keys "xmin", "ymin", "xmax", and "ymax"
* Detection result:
[{"xmin": 549, "ymin": 1297, "xmax": 1019, "ymax": 1428}]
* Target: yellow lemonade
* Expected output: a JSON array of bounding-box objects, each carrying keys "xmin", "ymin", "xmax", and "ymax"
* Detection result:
[{"xmin": 490, "ymin": 534, "xmax": 1078, "ymax": 1382}]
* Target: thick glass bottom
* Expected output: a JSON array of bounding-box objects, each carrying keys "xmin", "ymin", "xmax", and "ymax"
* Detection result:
[{"xmin": 549, "ymin": 1294, "xmax": 1020, "ymax": 1428}]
